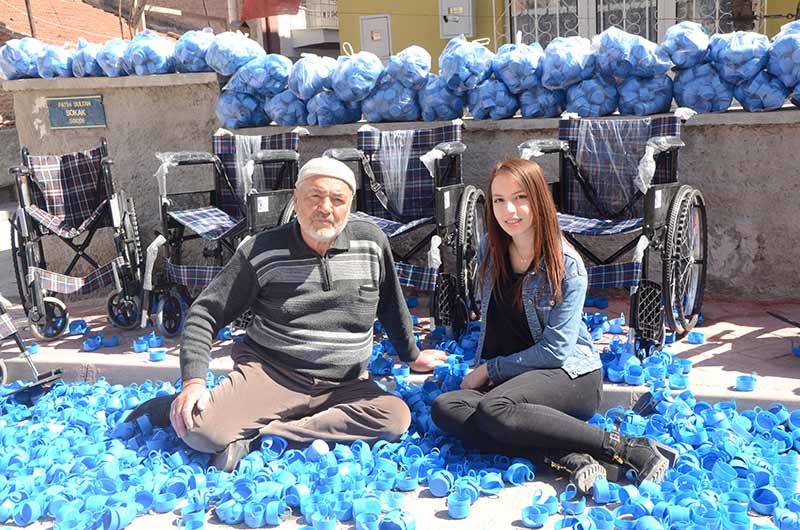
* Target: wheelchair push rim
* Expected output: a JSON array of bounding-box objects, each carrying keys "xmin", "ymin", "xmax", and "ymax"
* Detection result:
[
  {"xmin": 663, "ymin": 186, "xmax": 707, "ymax": 339},
  {"xmin": 156, "ymin": 290, "xmax": 184, "ymax": 338},
  {"xmin": 457, "ymin": 185, "xmax": 486, "ymax": 316},
  {"xmin": 28, "ymin": 297, "xmax": 69, "ymax": 341},
  {"xmin": 107, "ymin": 291, "xmax": 141, "ymax": 330}
]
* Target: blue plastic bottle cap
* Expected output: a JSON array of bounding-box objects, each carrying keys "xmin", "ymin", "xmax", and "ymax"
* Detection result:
[
  {"xmin": 133, "ymin": 338, "xmax": 149, "ymax": 353},
  {"xmin": 82, "ymin": 335, "xmax": 103, "ymax": 352},
  {"xmin": 447, "ymin": 492, "xmax": 470, "ymax": 519},
  {"xmin": 687, "ymin": 331, "xmax": 705, "ymax": 344},
  {"xmin": 147, "ymin": 332, "xmax": 164, "ymax": 348},
  {"xmin": 69, "ymin": 319, "xmax": 89, "ymax": 335},
  {"xmin": 149, "ymin": 348, "xmax": 167, "ymax": 362},
  {"xmin": 26, "ymin": 342, "xmax": 39, "ymax": 354}
]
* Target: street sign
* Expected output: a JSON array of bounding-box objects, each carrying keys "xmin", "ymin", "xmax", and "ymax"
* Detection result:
[{"xmin": 47, "ymin": 95, "xmax": 107, "ymax": 129}]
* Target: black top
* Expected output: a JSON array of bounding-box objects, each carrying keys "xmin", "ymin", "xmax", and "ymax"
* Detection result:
[{"xmin": 482, "ymin": 256, "xmax": 536, "ymax": 361}]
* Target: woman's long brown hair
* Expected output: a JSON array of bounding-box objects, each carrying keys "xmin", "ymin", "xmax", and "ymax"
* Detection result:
[{"xmin": 480, "ymin": 158, "xmax": 565, "ymax": 307}]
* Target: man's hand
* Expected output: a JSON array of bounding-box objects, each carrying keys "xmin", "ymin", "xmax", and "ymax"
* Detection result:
[
  {"xmin": 170, "ymin": 379, "xmax": 211, "ymax": 439},
  {"xmin": 408, "ymin": 348, "xmax": 448, "ymax": 373},
  {"xmin": 461, "ymin": 363, "xmax": 492, "ymax": 390}
]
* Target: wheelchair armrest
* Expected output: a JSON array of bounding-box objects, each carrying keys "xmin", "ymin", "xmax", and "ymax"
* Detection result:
[
  {"xmin": 249, "ymin": 149, "xmax": 299, "ymax": 163},
  {"xmin": 322, "ymin": 148, "xmax": 365, "ymax": 163},
  {"xmin": 155, "ymin": 151, "xmax": 220, "ymax": 166},
  {"xmin": 101, "ymin": 156, "xmax": 114, "ymax": 167},
  {"xmin": 433, "ymin": 141, "xmax": 466, "ymax": 157},
  {"xmin": 648, "ymin": 136, "xmax": 685, "ymax": 153},
  {"xmin": 517, "ymin": 139, "xmax": 568, "ymax": 159}
]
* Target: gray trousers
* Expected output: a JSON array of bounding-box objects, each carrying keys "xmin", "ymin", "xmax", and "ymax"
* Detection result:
[{"xmin": 183, "ymin": 344, "xmax": 411, "ymax": 454}]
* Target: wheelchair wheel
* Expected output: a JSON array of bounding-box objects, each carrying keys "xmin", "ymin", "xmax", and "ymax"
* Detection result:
[
  {"xmin": 156, "ymin": 291, "xmax": 184, "ymax": 338},
  {"xmin": 456, "ymin": 185, "xmax": 486, "ymax": 315},
  {"xmin": 663, "ymin": 186, "xmax": 707, "ymax": 338},
  {"xmin": 279, "ymin": 200, "xmax": 296, "ymax": 225},
  {"xmin": 107, "ymin": 291, "xmax": 141, "ymax": 330},
  {"xmin": 0, "ymin": 359, "xmax": 7, "ymax": 385},
  {"xmin": 29, "ymin": 297, "xmax": 69, "ymax": 341}
]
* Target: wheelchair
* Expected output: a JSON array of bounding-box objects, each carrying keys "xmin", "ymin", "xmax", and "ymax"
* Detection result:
[
  {"xmin": 323, "ymin": 120, "xmax": 486, "ymax": 338},
  {"xmin": 142, "ymin": 128, "xmax": 302, "ymax": 337},
  {"xmin": 9, "ymin": 139, "xmax": 142, "ymax": 340},
  {"xmin": 519, "ymin": 115, "xmax": 707, "ymax": 352}
]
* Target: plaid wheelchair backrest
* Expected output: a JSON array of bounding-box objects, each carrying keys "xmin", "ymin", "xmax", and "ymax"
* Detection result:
[
  {"xmin": 212, "ymin": 131, "xmax": 301, "ymax": 217},
  {"xmin": 558, "ymin": 116, "xmax": 680, "ymax": 220},
  {"xmin": 357, "ymin": 122, "xmax": 463, "ymax": 220},
  {"xmin": 26, "ymin": 146, "xmax": 110, "ymax": 230}
]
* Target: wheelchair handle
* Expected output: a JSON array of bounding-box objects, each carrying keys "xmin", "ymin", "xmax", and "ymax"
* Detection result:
[
  {"xmin": 101, "ymin": 157, "xmax": 114, "ymax": 167},
  {"xmin": 155, "ymin": 151, "xmax": 221, "ymax": 167},
  {"xmin": 9, "ymin": 166, "xmax": 29, "ymax": 177},
  {"xmin": 433, "ymin": 141, "xmax": 466, "ymax": 157},
  {"xmin": 649, "ymin": 136, "xmax": 685, "ymax": 151},
  {"xmin": 518, "ymin": 139, "xmax": 569, "ymax": 158},
  {"xmin": 322, "ymin": 148, "xmax": 365, "ymax": 163},
  {"xmin": 248, "ymin": 150, "xmax": 299, "ymax": 163}
]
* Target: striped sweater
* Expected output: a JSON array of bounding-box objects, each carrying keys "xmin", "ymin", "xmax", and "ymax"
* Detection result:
[{"xmin": 180, "ymin": 219, "xmax": 420, "ymax": 382}]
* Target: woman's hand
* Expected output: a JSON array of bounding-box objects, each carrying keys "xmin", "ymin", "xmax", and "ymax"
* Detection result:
[{"xmin": 461, "ymin": 363, "xmax": 493, "ymax": 390}]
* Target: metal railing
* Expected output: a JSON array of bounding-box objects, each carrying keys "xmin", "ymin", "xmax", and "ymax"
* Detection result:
[{"xmin": 301, "ymin": 0, "xmax": 339, "ymax": 29}]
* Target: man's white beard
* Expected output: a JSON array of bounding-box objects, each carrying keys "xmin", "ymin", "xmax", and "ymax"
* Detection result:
[{"xmin": 306, "ymin": 221, "xmax": 345, "ymax": 243}]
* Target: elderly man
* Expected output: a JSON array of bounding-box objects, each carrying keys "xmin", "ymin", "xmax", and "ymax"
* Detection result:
[{"xmin": 128, "ymin": 156, "xmax": 445, "ymax": 471}]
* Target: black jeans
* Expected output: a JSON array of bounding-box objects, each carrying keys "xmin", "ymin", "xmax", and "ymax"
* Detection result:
[{"xmin": 431, "ymin": 368, "xmax": 606, "ymax": 458}]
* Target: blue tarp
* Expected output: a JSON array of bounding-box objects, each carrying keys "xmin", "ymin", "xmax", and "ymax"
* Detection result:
[
  {"xmin": 288, "ymin": 54, "xmax": 336, "ymax": 101},
  {"xmin": 206, "ymin": 32, "xmax": 265, "ymax": 76},
  {"xmin": 226, "ymin": 54, "xmax": 293, "ymax": 99},
  {"xmin": 418, "ymin": 74, "xmax": 466, "ymax": 122},
  {"xmin": 540, "ymin": 36, "xmax": 595, "ymax": 90},
  {"xmin": 439, "ymin": 35, "xmax": 494, "ymax": 94},
  {"xmin": 491, "ymin": 43, "xmax": 544, "ymax": 94},
  {"xmin": 175, "ymin": 29, "xmax": 215, "ymax": 73},
  {"xmin": 673, "ymin": 62, "xmax": 734, "ymax": 113}
]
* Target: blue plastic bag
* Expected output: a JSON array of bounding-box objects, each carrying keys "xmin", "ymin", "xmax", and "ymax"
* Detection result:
[
  {"xmin": 439, "ymin": 35, "xmax": 494, "ymax": 94},
  {"xmin": 206, "ymin": 31, "xmax": 265, "ymax": 76},
  {"xmin": 468, "ymin": 79, "xmax": 519, "ymax": 120},
  {"xmin": 491, "ymin": 42, "xmax": 544, "ymax": 94},
  {"xmin": 125, "ymin": 31, "xmax": 176, "ymax": 75},
  {"xmin": 265, "ymin": 89, "xmax": 308, "ymax": 126},
  {"xmin": 767, "ymin": 31, "xmax": 800, "ymax": 90},
  {"xmin": 362, "ymin": 77, "xmax": 420, "ymax": 122},
  {"xmin": 386, "ymin": 45, "xmax": 431, "ymax": 90},
  {"xmin": 36, "ymin": 45, "xmax": 74, "ymax": 78},
  {"xmin": 288, "ymin": 54, "xmax": 336, "ymax": 100},
  {"xmin": 659, "ymin": 21, "xmax": 709, "ymax": 69},
  {"xmin": 72, "ymin": 38, "xmax": 103, "ymax": 77},
  {"xmin": 734, "ymin": 70, "xmax": 789, "ymax": 111},
  {"xmin": 776, "ymin": 20, "xmax": 800, "ymax": 38},
  {"xmin": 673, "ymin": 62, "xmax": 734, "ymax": 113},
  {"xmin": 708, "ymin": 31, "xmax": 769, "ymax": 85},
  {"xmin": 175, "ymin": 29, "xmax": 215, "ymax": 73},
  {"xmin": 226, "ymin": 54, "xmax": 292, "ymax": 99},
  {"xmin": 418, "ymin": 73, "xmax": 466, "ymax": 121},
  {"xmin": 97, "ymin": 39, "xmax": 130, "ymax": 77},
  {"xmin": 0, "ymin": 37, "xmax": 45, "ymax": 80},
  {"xmin": 618, "ymin": 75, "xmax": 674, "ymax": 115},
  {"xmin": 595, "ymin": 27, "xmax": 671, "ymax": 78},
  {"xmin": 331, "ymin": 51, "xmax": 384, "ymax": 102},
  {"xmin": 566, "ymin": 75, "xmax": 618, "ymax": 116},
  {"xmin": 216, "ymin": 91, "xmax": 268, "ymax": 129},
  {"xmin": 519, "ymin": 85, "xmax": 566, "ymax": 118},
  {"xmin": 540, "ymin": 36, "xmax": 595, "ymax": 90},
  {"xmin": 307, "ymin": 90, "xmax": 362, "ymax": 127}
]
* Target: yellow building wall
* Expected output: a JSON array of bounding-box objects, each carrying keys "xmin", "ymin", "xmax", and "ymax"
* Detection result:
[
  {"xmin": 764, "ymin": 0, "xmax": 797, "ymax": 37},
  {"xmin": 338, "ymin": 0, "xmax": 506, "ymax": 71}
]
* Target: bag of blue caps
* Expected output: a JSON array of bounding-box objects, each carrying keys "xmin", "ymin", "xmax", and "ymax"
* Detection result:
[
  {"xmin": 288, "ymin": 53, "xmax": 336, "ymax": 100},
  {"xmin": 658, "ymin": 21, "xmax": 709, "ymax": 69},
  {"xmin": 265, "ymin": 89, "xmax": 308, "ymax": 126},
  {"xmin": 540, "ymin": 36, "xmax": 595, "ymax": 90},
  {"xmin": 767, "ymin": 30, "xmax": 800, "ymax": 90},
  {"xmin": 519, "ymin": 85, "xmax": 566, "ymax": 118},
  {"xmin": 673, "ymin": 62, "xmax": 734, "ymax": 113},
  {"xmin": 439, "ymin": 35, "xmax": 494, "ymax": 93},
  {"xmin": 206, "ymin": 31, "xmax": 265, "ymax": 76},
  {"xmin": 226, "ymin": 54, "xmax": 292, "ymax": 99},
  {"xmin": 0, "ymin": 37, "xmax": 45, "ymax": 80},
  {"xmin": 216, "ymin": 91, "xmax": 268, "ymax": 129},
  {"xmin": 36, "ymin": 45, "xmax": 74, "ymax": 78},
  {"xmin": 618, "ymin": 75, "xmax": 673, "ymax": 115},
  {"xmin": 97, "ymin": 39, "xmax": 130, "ymax": 77},
  {"xmin": 72, "ymin": 38, "xmax": 104, "ymax": 77},
  {"xmin": 468, "ymin": 78, "xmax": 519, "ymax": 120},
  {"xmin": 734, "ymin": 70, "xmax": 789, "ymax": 111},
  {"xmin": 362, "ymin": 77, "xmax": 420, "ymax": 122},
  {"xmin": 175, "ymin": 28, "xmax": 215, "ymax": 73},
  {"xmin": 307, "ymin": 90, "xmax": 361, "ymax": 127},
  {"xmin": 331, "ymin": 49, "xmax": 384, "ymax": 102},
  {"xmin": 566, "ymin": 75, "xmax": 618, "ymax": 116},
  {"xmin": 418, "ymin": 73, "xmax": 465, "ymax": 121},
  {"xmin": 492, "ymin": 42, "xmax": 544, "ymax": 94},
  {"xmin": 125, "ymin": 31, "xmax": 176, "ymax": 75},
  {"xmin": 707, "ymin": 31, "xmax": 769, "ymax": 85},
  {"xmin": 386, "ymin": 45, "xmax": 431, "ymax": 90},
  {"xmin": 594, "ymin": 27, "xmax": 671, "ymax": 78}
]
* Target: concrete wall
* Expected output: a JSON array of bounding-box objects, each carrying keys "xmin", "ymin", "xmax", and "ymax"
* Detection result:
[
  {"xmin": 2, "ymin": 72, "xmax": 799, "ymax": 298},
  {"xmin": 0, "ymin": 128, "xmax": 20, "ymax": 188}
]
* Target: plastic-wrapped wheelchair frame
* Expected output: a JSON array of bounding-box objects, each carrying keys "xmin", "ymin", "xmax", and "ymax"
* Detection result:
[
  {"xmin": 519, "ymin": 117, "xmax": 707, "ymax": 352},
  {"xmin": 9, "ymin": 138, "xmax": 143, "ymax": 340}
]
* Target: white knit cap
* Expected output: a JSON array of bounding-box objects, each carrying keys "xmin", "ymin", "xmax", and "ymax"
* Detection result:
[{"xmin": 296, "ymin": 156, "xmax": 356, "ymax": 193}]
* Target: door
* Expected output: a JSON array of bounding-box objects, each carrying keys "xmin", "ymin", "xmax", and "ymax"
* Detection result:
[{"xmin": 360, "ymin": 15, "xmax": 392, "ymax": 59}]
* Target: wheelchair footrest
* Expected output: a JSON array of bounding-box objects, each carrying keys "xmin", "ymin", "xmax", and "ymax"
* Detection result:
[{"xmin": 633, "ymin": 279, "xmax": 664, "ymax": 345}]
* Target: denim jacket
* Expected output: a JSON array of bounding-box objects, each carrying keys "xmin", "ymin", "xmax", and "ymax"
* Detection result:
[{"xmin": 473, "ymin": 237, "xmax": 600, "ymax": 383}]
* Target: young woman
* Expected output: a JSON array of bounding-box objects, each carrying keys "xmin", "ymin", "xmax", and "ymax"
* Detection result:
[{"xmin": 431, "ymin": 158, "xmax": 674, "ymax": 493}]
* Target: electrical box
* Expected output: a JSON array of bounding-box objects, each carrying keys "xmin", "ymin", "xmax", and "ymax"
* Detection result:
[
  {"xmin": 439, "ymin": 0, "xmax": 476, "ymax": 38},
  {"xmin": 360, "ymin": 15, "xmax": 392, "ymax": 60}
]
